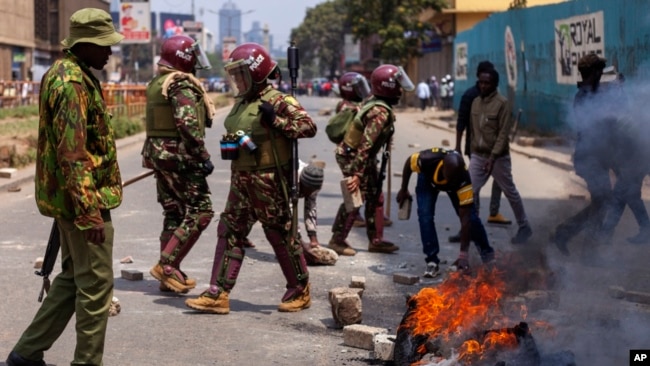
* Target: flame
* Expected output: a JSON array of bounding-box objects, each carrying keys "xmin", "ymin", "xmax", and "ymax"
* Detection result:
[
  {"xmin": 458, "ymin": 330, "xmax": 518, "ymax": 364},
  {"xmin": 400, "ymin": 267, "xmax": 518, "ymax": 363}
]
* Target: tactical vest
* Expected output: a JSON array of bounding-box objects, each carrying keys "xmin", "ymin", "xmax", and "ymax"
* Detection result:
[
  {"xmin": 145, "ymin": 73, "xmax": 207, "ymax": 138},
  {"xmin": 225, "ymin": 89, "xmax": 292, "ymax": 171},
  {"xmin": 343, "ymin": 99, "xmax": 394, "ymax": 155}
]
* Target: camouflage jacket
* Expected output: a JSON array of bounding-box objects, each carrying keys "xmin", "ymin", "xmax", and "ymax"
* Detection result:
[
  {"xmin": 35, "ymin": 51, "xmax": 122, "ymax": 230},
  {"xmin": 258, "ymin": 85, "xmax": 317, "ymax": 139},
  {"xmin": 142, "ymin": 71, "xmax": 211, "ymax": 171},
  {"xmin": 335, "ymin": 99, "xmax": 360, "ymax": 114},
  {"xmin": 336, "ymin": 96, "xmax": 394, "ymax": 177}
]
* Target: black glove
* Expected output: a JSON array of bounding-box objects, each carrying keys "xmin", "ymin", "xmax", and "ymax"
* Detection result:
[
  {"xmin": 201, "ymin": 159, "xmax": 214, "ymax": 176},
  {"xmin": 258, "ymin": 102, "xmax": 276, "ymax": 127}
]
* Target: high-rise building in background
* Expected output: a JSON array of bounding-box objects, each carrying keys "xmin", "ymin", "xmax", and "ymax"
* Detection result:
[
  {"xmin": 244, "ymin": 21, "xmax": 263, "ymax": 45},
  {"xmin": 219, "ymin": 1, "xmax": 242, "ymax": 46}
]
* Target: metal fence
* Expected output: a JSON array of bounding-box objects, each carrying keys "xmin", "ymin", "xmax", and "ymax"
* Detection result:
[{"xmin": 0, "ymin": 81, "xmax": 146, "ymax": 119}]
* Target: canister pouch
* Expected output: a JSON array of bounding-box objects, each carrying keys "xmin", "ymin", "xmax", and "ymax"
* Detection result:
[{"xmin": 220, "ymin": 133, "xmax": 240, "ymax": 160}]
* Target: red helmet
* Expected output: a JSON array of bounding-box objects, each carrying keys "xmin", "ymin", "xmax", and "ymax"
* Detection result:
[
  {"xmin": 158, "ymin": 35, "xmax": 212, "ymax": 73},
  {"xmin": 338, "ymin": 72, "xmax": 370, "ymax": 102},
  {"xmin": 225, "ymin": 43, "xmax": 277, "ymax": 97},
  {"xmin": 370, "ymin": 64, "xmax": 415, "ymax": 99}
]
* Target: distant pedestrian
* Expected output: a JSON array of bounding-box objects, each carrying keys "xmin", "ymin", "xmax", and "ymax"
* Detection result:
[
  {"xmin": 416, "ymin": 79, "xmax": 431, "ymax": 111},
  {"xmin": 439, "ymin": 77, "xmax": 449, "ymax": 110},
  {"xmin": 6, "ymin": 8, "xmax": 124, "ymax": 366},
  {"xmin": 429, "ymin": 76, "xmax": 439, "ymax": 109},
  {"xmin": 446, "ymin": 74, "xmax": 455, "ymax": 110}
]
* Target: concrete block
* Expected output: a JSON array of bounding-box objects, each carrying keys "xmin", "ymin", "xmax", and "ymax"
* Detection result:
[
  {"xmin": 393, "ymin": 272, "xmax": 419, "ymax": 285},
  {"xmin": 341, "ymin": 178, "xmax": 363, "ymax": 212},
  {"xmin": 373, "ymin": 333, "xmax": 396, "ymax": 361},
  {"xmin": 318, "ymin": 108, "xmax": 332, "ymax": 116},
  {"xmin": 329, "ymin": 287, "xmax": 363, "ymax": 327},
  {"xmin": 521, "ymin": 290, "xmax": 558, "ymax": 312},
  {"xmin": 0, "ymin": 168, "xmax": 17, "ymax": 179},
  {"xmin": 624, "ymin": 290, "xmax": 650, "ymax": 305},
  {"xmin": 109, "ymin": 296, "xmax": 121, "ymax": 317},
  {"xmin": 343, "ymin": 324, "xmax": 387, "ymax": 350},
  {"xmin": 121, "ymin": 269, "xmax": 143, "ymax": 281},
  {"xmin": 350, "ymin": 276, "xmax": 366, "ymax": 289}
]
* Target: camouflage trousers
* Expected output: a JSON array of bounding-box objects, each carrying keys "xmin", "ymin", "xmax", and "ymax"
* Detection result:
[
  {"xmin": 333, "ymin": 153, "xmax": 382, "ymax": 242},
  {"xmin": 155, "ymin": 169, "xmax": 213, "ymax": 264},
  {"xmin": 209, "ymin": 167, "xmax": 308, "ymax": 295}
]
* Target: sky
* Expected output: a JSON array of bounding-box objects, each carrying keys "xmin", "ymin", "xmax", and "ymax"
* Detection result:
[{"xmin": 137, "ymin": 0, "xmax": 327, "ymax": 48}]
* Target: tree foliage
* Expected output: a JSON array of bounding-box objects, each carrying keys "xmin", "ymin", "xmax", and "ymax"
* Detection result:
[
  {"xmin": 290, "ymin": 0, "xmax": 348, "ymax": 79},
  {"xmin": 346, "ymin": 0, "xmax": 446, "ymax": 64}
]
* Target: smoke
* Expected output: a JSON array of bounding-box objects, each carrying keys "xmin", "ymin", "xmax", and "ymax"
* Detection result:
[{"xmin": 538, "ymin": 62, "xmax": 650, "ymax": 365}]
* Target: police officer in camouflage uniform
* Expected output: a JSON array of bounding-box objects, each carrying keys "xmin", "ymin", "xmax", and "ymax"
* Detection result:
[
  {"xmin": 334, "ymin": 71, "xmax": 369, "ymax": 115},
  {"xmin": 185, "ymin": 43, "xmax": 316, "ymax": 314},
  {"xmin": 143, "ymin": 35, "xmax": 216, "ymax": 294},
  {"xmin": 6, "ymin": 9, "xmax": 123, "ymax": 366},
  {"xmin": 333, "ymin": 72, "xmax": 383, "ymax": 232},
  {"xmin": 328, "ymin": 64, "xmax": 415, "ymax": 256}
]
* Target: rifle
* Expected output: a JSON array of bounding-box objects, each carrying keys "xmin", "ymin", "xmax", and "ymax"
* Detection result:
[
  {"xmin": 287, "ymin": 42, "xmax": 300, "ymax": 241},
  {"xmin": 376, "ymin": 140, "xmax": 391, "ymax": 201},
  {"xmin": 35, "ymin": 169, "xmax": 155, "ymax": 302}
]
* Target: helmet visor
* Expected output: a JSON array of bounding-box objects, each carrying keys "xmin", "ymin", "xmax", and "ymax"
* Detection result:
[
  {"xmin": 395, "ymin": 66, "xmax": 415, "ymax": 92},
  {"xmin": 192, "ymin": 41, "xmax": 212, "ymax": 70},
  {"xmin": 225, "ymin": 59, "xmax": 253, "ymax": 97},
  {"xmin": 351, "ymin": 74, "xmax": 371, "ymax": 99}
]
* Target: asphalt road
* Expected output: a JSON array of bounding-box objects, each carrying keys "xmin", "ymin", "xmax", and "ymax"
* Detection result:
[{"xmin": 1, "ymin": 95, "xmax": 649, "ymax": 365}]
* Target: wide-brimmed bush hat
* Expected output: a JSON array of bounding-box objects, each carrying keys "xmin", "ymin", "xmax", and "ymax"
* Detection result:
[{"xmin": 61, "ymin": 8, "xmax": 124, "ymax": 48}]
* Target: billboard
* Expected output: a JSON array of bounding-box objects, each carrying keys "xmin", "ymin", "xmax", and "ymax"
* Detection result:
[
  {"xmin": 159, "ymin": 13, "xmax": 194, "ymax": 39},
  {"xmin": 182, "ymin": 21, "xmax": 203, "ymax": 41},
  {"xmin": 119, "ymin": 0, "xmax": 151, "ymax": 43}
]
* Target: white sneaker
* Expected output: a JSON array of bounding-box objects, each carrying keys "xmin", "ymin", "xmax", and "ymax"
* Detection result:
[{"xmin": 423, "ymin": 262, "xmax": 440, "ymax": 278}]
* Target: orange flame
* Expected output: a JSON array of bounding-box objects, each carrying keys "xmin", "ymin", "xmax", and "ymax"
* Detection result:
[{"xmin": 400, "ymin": 267, "xmax": 519, "ymax": 363}]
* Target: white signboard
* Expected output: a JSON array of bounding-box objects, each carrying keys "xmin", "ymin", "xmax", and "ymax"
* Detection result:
[
  {"xmin": 455, "ymin": 43, "xmax": 468, "ymax": 81},
  {"xmin": 554, "ymin": 11, "xmax": 605, "ymax": 85},
  {"xmin": 119, "ymin": 0, "xmax": 151, "ymax": 44},
  {"xmin": 504, "ymin": 26, "xmax": 517, "ymax": 89}
]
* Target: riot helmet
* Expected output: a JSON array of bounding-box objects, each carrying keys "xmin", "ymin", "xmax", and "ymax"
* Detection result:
[
  {"xmin": 158, "ymin": 35, "xmax": 212, "ymax": 73},
  {"xmin": 370, "ymin": 64, "xmax": 415, "ymax": 101},
  {"xmin": 339, "ymin": 72, "xmax": 370, "ymax": 102},
  {"xmin": 224, "ymin": 42, "xmax": 277, "ymax": 98}
]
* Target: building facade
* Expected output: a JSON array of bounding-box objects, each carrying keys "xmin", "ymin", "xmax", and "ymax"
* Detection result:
[{"xmin": 0, "ymin": 0, "xmax": 111, "ymax": 82}]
